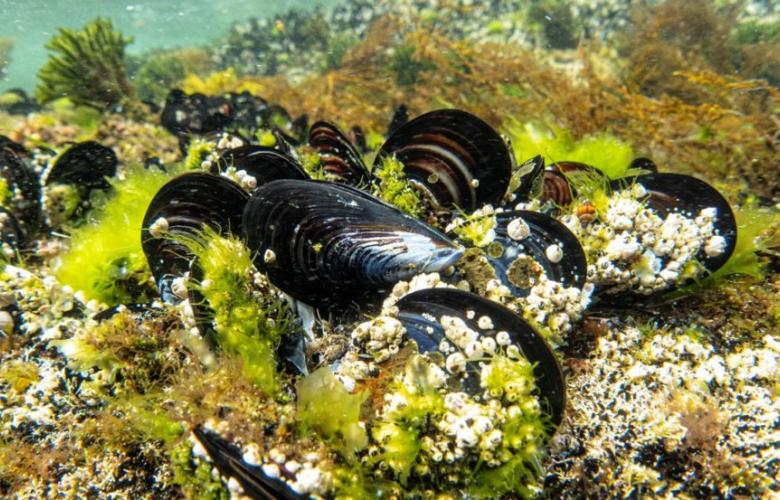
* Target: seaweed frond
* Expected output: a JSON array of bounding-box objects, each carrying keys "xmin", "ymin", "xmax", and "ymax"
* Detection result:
[{"xmin": 36, "ymin": 18, "xmax": 135, "ymax": 110}]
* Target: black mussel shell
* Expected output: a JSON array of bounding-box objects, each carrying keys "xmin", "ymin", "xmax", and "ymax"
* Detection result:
[
  {"xmin": 375, "ymin": 109, "xmax": 512, "ymax": 212},
  {"xmin": 242, "ymin": 179, "xmax": 463, "ymax": 308},
  {"xmin": 45, "ymin": 141, "xmax": 117, "ymax": 191},
  {"xmin": 386, "ymin": 104, "xmax": 409, "ymax": 136},
  {"xmin": 611, "ymin": 172, "xmax": 737, "ymax": 271},
  {"xmin": 308, "ymin": 121, "xmax": 370, "ymax": 186},
  {"xmin": 0, "ymin": 207, "xmax": 23, "ymax": 254},
  {"xmin": 396, "ymin": 288, "xmax": 566, "ymax": 428},
  {"xmin": 349, "ymin": 125, "xmax": 368, "ymax": 154},
  {"xmin": 161, "ymin": 90, "xmax": 232, "ymax": 138},
  {"xmin": 484, "ymin": 211, "xmax": 588, "ymax": 296},
  {"xmin": 141, "ymin": 173, "xmax": 249, "ymax": 293},
  {"xmin": 229, "ymin": 91, "xmax": 270, "ymax": 133},
  {"xmin": 212, "ymin": 145, "xmax": 309, "ymax": 186},
  {"xmin": 0, "ymin": 144, "xmax": 41, "ymax": 237},
  {"xmin": 629, "ymin": 157, "xmax": 658, "ymax": 173},
  {"xmin": 0, "ymin": 135, "xmax": 29, "ymax": 156},
  {"xmin": 193, "ymin": 427, "xmax": 305, "ymax": 500},
  {"xmin": 510, "ymin": 155, "xmax": 545, "ymax": 204}
]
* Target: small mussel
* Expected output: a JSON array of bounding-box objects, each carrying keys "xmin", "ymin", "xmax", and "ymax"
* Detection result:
[
  {"xmin": 44, "ymin": 141, "xmax": 117, "ymax": 191},
  {"xmin": 242, "ymin": 179, "xmax": 463, "ymax": 308},
  {"xmin": 375, "ymin": 109, "xmax": 512, "ymax": 212},
  {"xmin": 141, "ymin": 172, "xmax": 248, "ymax": 296},
  {"xmin": 308, "ymin": 120, "xmax": 370, "ymax": 186},
  {"xmin": 396, "ymin": 287, "xmax": 566, "ymax": 427},
  {"xmin": 486, "ymin": 210, "xmax": 588, "ymax": 296}
]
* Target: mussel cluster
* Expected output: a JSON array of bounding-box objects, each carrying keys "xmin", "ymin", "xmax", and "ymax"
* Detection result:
[
  {"xmin": 137, "ymin": 104, "xmax": 737, "ymax": 497},
  {"xmin": 0, "ymin": 136, "xmax": 119, "ymax": 257}
]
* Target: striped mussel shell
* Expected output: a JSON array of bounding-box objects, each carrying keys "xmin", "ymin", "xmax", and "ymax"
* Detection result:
[
  {"xmin": 541, "ymin": 162, "xmax": 604, "ymax": 208},
  {"xmin": 241, "ymin": 179, "xmax": 463, "ymax": 308},
  {"xmin": 141, "ymin": 172, "xmax": 248, "ymax": 297},
  {"xmin": 483, "ymin": 211, "xmax": 588, "ymax": 297},
  {"xmin": 374, "ymin": 109, "xmax": 512, "ymax": 212},
  {"xmin": 396, "ymin": 288, "xmax": 566, "ymax": 428},
  {"xmin": 610, "ymin": 172, "xmax": 737, "ymax": 272},
  {"xmin": 44, "ymin": 141, "xmax": 118, "ymax": 192},
  {"xmin": 211, "ymin": 145, "xmax": 309, "ymax": 187},
  {"xmin": 308, "ymin": 120, "xmax": 370, "ymax": 186}
]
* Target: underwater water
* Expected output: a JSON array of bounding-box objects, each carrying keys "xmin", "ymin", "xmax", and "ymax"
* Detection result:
[{"xmin": 1, "ymin": 0, "xmax": 779, "ymax": 498}]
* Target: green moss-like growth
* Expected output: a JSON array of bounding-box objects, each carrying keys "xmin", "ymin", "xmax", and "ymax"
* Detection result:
[
  {"xmin": 183, "ymin": 138, "xmax": 215, "ymax": 171},
  {"xmin": 297, "ymin": 367, "xmax": 368, "ymax": 457},
  {"xmin": 171, "ymin": 441, "xmax": 230, "ymax": 499},
  {"xmin": 55, "ymin": 164, "xmax": 172, "ymax": 305},
  {"xmin": 36, "ymin": 18, "xmax": 135, "ymax": 110},
  {"xmin": 187, "ymin": 229, "xmax": 292, "ymax": 395},
  {"xmin": 371, "ymin": 355, "xmax": 445, "ymax": 482},
  {"xmin": 449, "ymin": 210, "xmax": 498, "ymax": 247},
  {"xmin": 505, "ymin": 120, "xmax": 635, "ymax": 179},
  {"xmin": 0, "ymin": 360, "xmax": 39, "ymax": 394},
  {"xmin": 299, "ymin": 151, "xmax": 330, "ymax": 181},
  {"xmin": 132, "ymin": 51, "xmax": 188, "ymax": 103},
  {"xmin": 372, "ymin": 156, "xmax": 423, "ymax": 218},
  {"xmin": 0, "ymin": 36, "xmax": 12, "ymax": 81},
  {"xmin": 468, "ymin": 355, "xmax": 547, "ymax": 498},
  {"xmin": 0, "ymin": 177, "xmax": 10, "ymax": 208}
]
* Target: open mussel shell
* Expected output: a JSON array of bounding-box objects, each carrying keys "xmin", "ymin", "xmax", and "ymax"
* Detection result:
[
  {"xmin": 611, "ymin": 172, "xmax": 737, "ymax": 271},
  {"xmin": 141, "ymin": 173, "xmax": 248, "ymax": 293},
  {"xmin": 193, "ymin": 427, "xmax": 305, "ymax": 500},
  {"xmin": 385, "ymin": 104, "xmax": 409, "ymax": 136},
  {"xmin": 212, "ymin": 145, "xmax": 309, "ymax": 186},
  {"xmin": 484, "ymin": 211, "xmax": 588, "ymax": 296},
  {"xmin": 242, "ymin": 179, "xmax": 463, "ymax": 308},
  {"xmin": 396, "ymin": 288, "xmax": 565, "ymax": 428},
  {"xmin": 308, "ymin": 120, "xmax": 370, "ymax": 186},
  {"xmin": 45, "ymin": 141, "xmax": 117, "ymax": 191},
  {"xmin": 375, "ymin": 109, "xmax": 512, "ymax": 212}
]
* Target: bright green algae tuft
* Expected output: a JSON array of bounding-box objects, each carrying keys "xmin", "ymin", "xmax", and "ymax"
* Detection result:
[
  {"xmin": 186, "ymin": 228, "xmax": 293, "ymax": 395},
  {"xmin": 55, "ymin": 164, "xmax": 172, "ymax": 305}
]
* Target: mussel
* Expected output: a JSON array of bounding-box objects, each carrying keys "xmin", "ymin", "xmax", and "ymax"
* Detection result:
[
  {"xmin": 611, "ymin": 172, "xmax": 737, "ymax": 273},
  {"xmin": 308, "ymin": 121, "xmax": 370, "ymax": 186},
  {"xmin": 374, "ymin": 109, "xmax": 512, "ymax": 212},
  {"xmin": 396, "ymin": 288, "xmax": 566, "ymax": 427},
  {"xmin": 242, "ymin": 179, "xmax": 463, "ymax": 307},
  {"xmin": 44, "ymin": 141, "xmax": 117, "ymax": 191},
  {"xmin": 0, "ymin": 140, "xmax": 42, "ymax": 239},
  {"xmin": 141, "ymin": 173, "xmax": 248, "ymax": 296}
]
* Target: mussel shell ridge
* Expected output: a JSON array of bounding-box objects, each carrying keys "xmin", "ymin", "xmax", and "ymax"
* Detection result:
[{"xmin": 242, "ymin": 179, "xmax": 463, "ymax": 307}]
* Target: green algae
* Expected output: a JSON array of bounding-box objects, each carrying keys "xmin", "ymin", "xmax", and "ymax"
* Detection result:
[
  {"xmin": 297, "ymin": 367, "xmax": 368, "ymax": 458},
  {"xmin": 0, "ymin": 360, "xmax": 39, "ymax": 394},
  {"xmin": 450, "ymin": 210, "xmax": 498, "ymax": 247},
  {"xmin": 372, "ymin": 155, "xmax": 423, "ymax": 218},
  {"xmin": 505, "ymin": 120, "xmax": 635, "ymax": 179},
  {"xmin": 187, "ymin": 229, "xmax": 292, "ymax": 395},
  {"xmin": 36, "ymin": 18, "xmax": 135, "ymax": 111},
  {"xmin": 171, "ymin": 441, "xmax": 230, "ymax": 500},
  {"xmin": 183, "ymin": 138, "xmax": 215, "ymax": 171},
  {"xmin": 55, "ymin": 164, "xmax": 172, "ymax": 305}
]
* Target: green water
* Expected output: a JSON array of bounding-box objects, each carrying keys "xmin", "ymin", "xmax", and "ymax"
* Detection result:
[{"xmin": 0, "ymin": 0, "xmax": 343, "ymax": 91}]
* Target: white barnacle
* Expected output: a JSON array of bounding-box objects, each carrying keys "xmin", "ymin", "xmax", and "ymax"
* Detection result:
[
  {"xmin": 546, "ymin": 244, "xmax": 563, "ymax": 263},
  {"xmin": 477, "ymin": 315, "xmax": 494, "ymax": 330},
  {"xmin": 149, "ymin": 217, "xmax": 169, "ymax": 238},
  {"xmin": 704, "ymin": 235, "xmax": 727, "ymax": 257},
  {"xmin": 495, "ymin": 330, "xmax": 511, "ymax": 346},
  {"xmin": 506, "ymin": 218, "xmax": 530, "ymax": 241},
  {"xmin": 471, "ymin": 178, "xmax": 480, "ymax": 188},
  {"xmin": 445, "ymin": 352, "xmax": 467, "ymax": 373},
  {"xmin": 263, "ymin": 249, "xmax": 277, "ymax": 264}
]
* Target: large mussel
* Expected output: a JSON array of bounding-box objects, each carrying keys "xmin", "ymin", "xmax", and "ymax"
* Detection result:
[
  {"xmin": 141, "ymin": 172, "xmax": 248, "ymax": 297},
  {"xmin": 374, "ymin": 109, "xmax": 512, "ymax": 212},
  {"xmin": 242, "ymin": 179, "xmax": 463, "ymax": 308},
  {"xmin": 396, "ymin": 287, "xmax": 566, "ymax": 427},
  {"xmin": 211, "ymin": 145, "xmax": 309, "ymax": 188}
]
